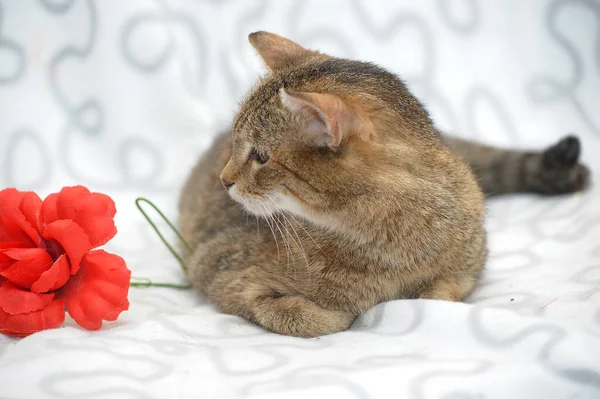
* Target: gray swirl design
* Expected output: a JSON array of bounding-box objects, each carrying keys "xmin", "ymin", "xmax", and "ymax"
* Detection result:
[
  {"xmin": 348, "ymin": 0, "xmax": 460, "ymax": 131},
  {"xmin": 288, "ymin": 0, "xmax": 355, "ymax": 57},
  {"xmin": 484, "ymin": 249, "xmax": 542, "ymax": 275},
  {"xmin": 436, "ymin": 0, "xmax": 480, "ymax": 35},
  {"xmin": 40, "ymin": 377, "xmax": 154, "ymax": 399},
  {"xmin": 352, "ymin": 300, "xmax": 425, "ymax": 336},
  {"xmin": 118, "ymin": 138, "xmax": 165, "ymax": 185},
  {"xmin": 2, "ymin": 128, "xmax": 52, "ymax": 188},
  {"xmin": 589, "ymin": 243, "xmax": 600, "ymax": 257},
  {"xmin": 242, "ymin": 365, "xmax": 371, "ymax": 399},
  {"xmin": 47, "ymin": 1, "xmax": 182, "ymax": 190},
  {"xmin": 530, "ymin": 212, "xmax": 600, "ymax": 242},
  {"xmin": 120, "ymin": 3, "xmax": 211, "ymax": 106},
  {"xmin": 121, "ymin": 14, "xmax": 175, "ymax": 73},
  {"xmin": 528, "ymin": 0, "xmax": 600, "ymax": 136},
  {"xmin": 349, "ymin": 0, "xmax": 435, "ymax": 81},
  {"xmin": 469, "ymin": 306, "xmax": 600, "ymax": 391},
  {"xmin": 48, "ymin": 0, "xmax": 102, "ymax": 136},
  {"xmin": 220, "ymin": 49, "xmax": 242, "ymax": 100},
  {"xmin": 572, "ymin": 266, "xmax": 600, "ymax": 301},
  {"xmin": 529, "ymin": 0, "xmax": 587, "ymax": 101},
  {"xmin": 409, "ymin": 360, "xmax": 492, "ymax": 399},
  {"xmin": 233, "ymin": 0, "xmax": 268, "ymax": 58},
  {"xmin": 152, "ymin": 313, "xmax": 267, "ymax": 341},
  {"xmin": 164, "ymin": 11, "xmax": 209, "ymax": 92},
  {"xmin": 440, "ymin": 392, "xmax": 484, "ymax": 399},
  {"xmin": 38, "ymin": 0, "xmax": 75, "ymax": 13},
  {"xmin": 206, "ymin": 344, "xmax": 289, "ymax": 376},
  {"xmin": 225, "ymin": 0, "xmax": 268, "ymax": 99},
  {"xmin": 469, "ymin": 291, "xmax": 540, "ymax": 310},
  {"xmin": 59, "ymin": 125, "xmax": 173, "ymax": 191},
  {"xmin": 38, "ymin": 338, "xmax": 173, "ymax": 398},
  {"xmin": 0, "ymin": 1, "xmax": 26, "ymax": 84},
  {"xmin": 464, "ymin": 86, "xmax": 520, "ymax": 144}
]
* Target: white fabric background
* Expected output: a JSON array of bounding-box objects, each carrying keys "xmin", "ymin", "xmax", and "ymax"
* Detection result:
[{"xmin": 1, "ymin": 1, "xmax": 599, "ymax": 398}]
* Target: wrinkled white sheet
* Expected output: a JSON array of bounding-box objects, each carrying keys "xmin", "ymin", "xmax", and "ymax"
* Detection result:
[{"xmin": 1, "ymin": 1, "xmax": 599, "ymax": 398}]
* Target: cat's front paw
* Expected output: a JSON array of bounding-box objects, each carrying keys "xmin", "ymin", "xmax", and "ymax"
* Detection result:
[{"xmin": 533, "ymin": 135, "xmax": 590, "ymax": 195}]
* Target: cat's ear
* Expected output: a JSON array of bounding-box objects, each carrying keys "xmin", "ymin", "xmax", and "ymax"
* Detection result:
[
  {"xmin": 280, "ymin": 88, "xmax": 368, "ymax": 148},
  {"xmin": 249, "ymin": 31, "xmax": 319, "ymax": 71}
]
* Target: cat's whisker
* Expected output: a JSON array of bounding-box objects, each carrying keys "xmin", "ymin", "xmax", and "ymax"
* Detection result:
[
  {"xmin": 264, "ymin": 195, "xmax": 303, "ymax": 280},
  {"xmin": 286, "ymin": 217, "xmax": 307, "ymax": 281},
  {"xmin": 262, "ymin": 197, "xmax": 290, "ymax": 267},
  {"xmin": 264, "ymin": 195, "xmax": 312, "ymax": 275},
  {"xmin": 258, "ymin": 203, "xmax": 280, "ymax": 262},
  {"xmin": 283, "ymin": 211, "xmax": 329, "ymax": 258},
  {"xmin": 274, "ymin": 214, "xmax": 293, "ymax": 270},
  {"xmin": 255, "ymin": 217, "xmax": 260, "ymax": 243},
  {"xmin": 267, "ymin": 215, "xmax": 284, "ymax": 265},
  {"xmin": 264, "ymin": 194, "xmax": 322, "ymax": 256},
  {"xmin": 277, "ymin": 213, "xmax": 300, "ymax": 280},
  {"xmin": 261, "ymin": 199, "xmax": 288, "ymax": 267},
  {"xmin": 278, "ymin": 209, "xmax": 310, "ymax": 276},
  {"xmin": 272, "ymin": 213, "xmax": 293, "ymax": 272},
  {"xmin": 283, "ymin": 209, "xmax": 325, "ymax": 256}
]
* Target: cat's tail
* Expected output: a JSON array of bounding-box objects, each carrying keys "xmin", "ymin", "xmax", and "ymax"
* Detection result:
[{"xmin": 441, "ymin": 133, "xmax": 590, "ymax": 196}]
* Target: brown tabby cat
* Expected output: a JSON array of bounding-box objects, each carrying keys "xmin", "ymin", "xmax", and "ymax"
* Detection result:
[{"xmin": 179, "ymin": 32, "xmax": 589, "ymax": 338}]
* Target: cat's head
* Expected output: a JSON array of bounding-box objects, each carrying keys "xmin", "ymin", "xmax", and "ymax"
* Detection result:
[{"xmin": 221, "ymin": 32, "xmax": 436, "ymax": 227}]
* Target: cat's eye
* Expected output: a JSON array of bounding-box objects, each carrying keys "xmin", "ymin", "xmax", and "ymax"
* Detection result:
[{"xmin": 249, "ymin": 148, "xmax": 270, "ymax": 164}]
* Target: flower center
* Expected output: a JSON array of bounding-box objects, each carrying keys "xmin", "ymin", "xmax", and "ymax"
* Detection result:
[{"xmin": 41, "ymin": 238, "xmax": 65, "ymax": 261}]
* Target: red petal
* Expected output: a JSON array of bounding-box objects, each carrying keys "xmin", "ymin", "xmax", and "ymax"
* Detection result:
[
  {"xmin": 103, "ymin": 298, "xmax": 129, "ymax": 322},
  {"xmin": 38, "ymin": 187, "xmax": 118, "ymax": 248},
  {"xmin": 0, "ymin": 207, "xmax": 40, "ymax": 247},
  {"xmin": 64, "ymin": 187, "xmax": 117, "ymax": 248},
  {"xmin": 0, "ymin": 298, "xmax": 65, "ymax": 337},
  {"xmin": 43, "ymin": 220, "xmax": 91, "ymax": 274},
  {"xmin": 0, "ymin": 189, "xmax": 38, "ymax": 211},
  {"xmin": 19, "ymin": 192, "xmax": 42, "ymax": 234},
  {"xmin": 39, "ymin": 193, "xmax": 58, "ymax": 231},
  {"xmin": 0, "ymin": 189, "xmax": 43, "ymax": 237},
  {"xmin": 0, "ymin": 189, "xmax": 24, "ymax": 208},
  {"xmin": 55, "ymin": 186, "xmax": 91, "ymax": 220},
  {"xmin": 31, "ymin": 255, "xmax": 70, "ymax": 293},
  {"xmin": 0, "ymin": 242, "xmax": 31, "ymax": 249},
  {"xmin": 74, "ymin": 194, "xmax": 117, "ymax": 247},
  {"xmin": 0, "ymin": 248, "xmax": 53, "ymax": 289},
  {"xmin": 0, "ymin": 253, "xmax": 11, "ymax": 273},
  {"xmin": 63, "ymin": 250, "xmax": 131, "ymax": 330},
  {"xmin": 0, "ymin": 281, "xmax": 54, "ymax": 314}
]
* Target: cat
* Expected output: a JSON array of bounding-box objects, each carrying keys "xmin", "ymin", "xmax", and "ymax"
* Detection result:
[{"xmin": 179, "ymin": 32, "xmax": 590, "ymax": 338}]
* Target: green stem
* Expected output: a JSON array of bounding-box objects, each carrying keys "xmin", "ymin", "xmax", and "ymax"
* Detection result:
[
  {"xmin": 130, "ymin": 198, "xmax": 192, "ymax": 290},
  {"xmin": 130, "ymin": 281, "xmax": 191, "ymax": 290},
  {"xmin": 130, "ymin": 276, "xmax": 191, "ymax": 290},
  {"xmin": 134, "ymin": 197, "xmax": 191, "ymax": 275}
]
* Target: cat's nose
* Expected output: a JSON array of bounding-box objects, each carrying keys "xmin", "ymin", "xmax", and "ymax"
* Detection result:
[{"xmin": 221, "ymin": 177, "xmax": 234, "ymax": 190}]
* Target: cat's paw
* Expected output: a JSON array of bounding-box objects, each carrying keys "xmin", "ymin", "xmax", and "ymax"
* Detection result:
[{"xmin": 533, "ymin": 135, "xmax": 590, "ymax": 195}]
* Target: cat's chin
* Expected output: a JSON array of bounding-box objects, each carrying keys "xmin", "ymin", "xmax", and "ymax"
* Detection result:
[
  {"xmin": 240, "ymin": 202, "xmax": 275, "ymax": 218},
  {"xmin": 271, "ymin": 191, "xmax": 306, "ymax": 217},
  {"xmin": 227, "ymin": 186, "xmax": 276, "ymax": 217}
]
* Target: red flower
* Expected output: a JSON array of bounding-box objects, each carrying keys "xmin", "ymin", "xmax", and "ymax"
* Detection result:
[{"xmin": 0, "ymin": 186, "xmax": 131, "ymax": 337}]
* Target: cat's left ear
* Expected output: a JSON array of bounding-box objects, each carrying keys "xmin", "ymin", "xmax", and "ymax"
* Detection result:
[
  {"xmin": 280, "ymin": 88, "xmax": 370, "ymax": 148},
  {"xmin": 249, "ymin": 31, "xmax": 320, "ymax": 71}
]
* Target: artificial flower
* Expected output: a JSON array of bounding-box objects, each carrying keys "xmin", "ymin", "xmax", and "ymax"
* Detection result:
[{"xmin": 0, "ymin": 186, "xmax": 130, "ymax": 337}]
